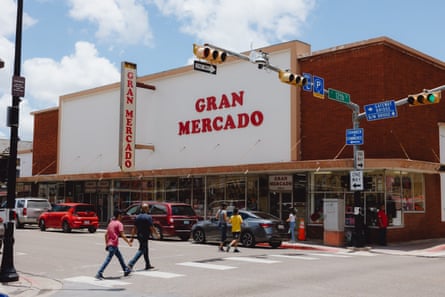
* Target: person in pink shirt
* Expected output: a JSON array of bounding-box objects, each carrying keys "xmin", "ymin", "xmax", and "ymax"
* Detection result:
[{"xmin": 96, "ymin": 209, "xmax": 132, "ymax": 279}]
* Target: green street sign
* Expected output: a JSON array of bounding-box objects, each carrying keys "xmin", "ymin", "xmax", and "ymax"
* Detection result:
[{"xmin": 328, "ymin": 88, "xmax": 350, "ymax": 104}]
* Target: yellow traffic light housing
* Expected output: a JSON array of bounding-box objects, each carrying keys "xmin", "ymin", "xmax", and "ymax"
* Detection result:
[
  {"xmin": 407, "ymin": 91, "xmax": 441, "ymax": 106},
  {"xmin": 193, "ymin": 44, "xmax": 227, "ymax": 64},
  {"xmin": 278, "ymin": 70, "xmax": 307, "ymax": 86}
]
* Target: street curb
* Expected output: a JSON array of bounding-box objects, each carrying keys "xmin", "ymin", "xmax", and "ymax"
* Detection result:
[{"xmin": 0, "ymin": 273, "xmax": 62, "ymax": 297}]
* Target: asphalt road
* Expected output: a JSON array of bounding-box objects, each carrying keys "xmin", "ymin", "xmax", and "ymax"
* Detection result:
[{"xmin": 4, "ymin": 227, "xmax": 445, "ymax": 297}]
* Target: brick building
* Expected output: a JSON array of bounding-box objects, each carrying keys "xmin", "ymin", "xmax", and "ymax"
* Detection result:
[{"xmin": 18, "ymin": 37, "xmax": 445, "ymax": 246}]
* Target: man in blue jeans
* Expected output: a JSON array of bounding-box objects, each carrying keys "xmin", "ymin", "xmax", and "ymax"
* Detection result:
[
  {"xmin": 96, "ymin": 209, "xmax": 132, "ymax": 279},
  {"xmin": 128, "ymin": 203, "xmax": 159, "ymax": 270}
]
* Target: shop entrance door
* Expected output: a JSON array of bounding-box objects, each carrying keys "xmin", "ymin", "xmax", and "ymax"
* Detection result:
[{"xmin": 269, "ymin": 192, "xmax": 292, "ymax": 220}]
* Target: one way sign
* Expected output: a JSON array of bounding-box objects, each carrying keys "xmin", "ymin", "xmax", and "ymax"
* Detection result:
[
  {"xmin": 350, "ymin": 170, "xmax": 363, "ymax": 191},
  {"xmin": 193, "ymin": 60, "xmax": 217, "ymax": 75}
]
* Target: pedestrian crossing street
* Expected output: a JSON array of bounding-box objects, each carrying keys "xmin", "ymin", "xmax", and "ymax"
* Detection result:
[{"xmin": 64, "ymin": 250, "xmax": 378, "ymax": 288}]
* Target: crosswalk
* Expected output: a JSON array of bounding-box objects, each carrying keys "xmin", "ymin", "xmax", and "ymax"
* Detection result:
[{"xmin": 64, "ymin": 251, "xmax": 377, "ymax": 288}]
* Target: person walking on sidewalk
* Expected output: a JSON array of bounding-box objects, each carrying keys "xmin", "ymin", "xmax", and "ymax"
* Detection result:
[
  {"xmin": 128, "ymin": 203, "xmax": 159, "ymax": 271},
  {"xmin": 96, "ymin": 209, "xmax": 132, "ymax": 279},
  {"xmin": 227, "ymin": 208, "xmax": 243, "ymax": 252},
  {"xmin": 377, "ymin": 204, "xmax": 388, "ymax": 246},
  {"xmin": 287, "ymin": 208, "xmax": 296, "ymax": 243},
  {"xmin": 216, "ymin": 203, "xmax": 228, "ymax": 252}
]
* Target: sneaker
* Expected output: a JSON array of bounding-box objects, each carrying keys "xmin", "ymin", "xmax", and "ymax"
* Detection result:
[
  {"xmin": 234, "ymin": 249, "xmax": 240, "ymax": 253},
  {"xmin": 145, "ymin": 265, "xmax": 155, "ymax": 270},
  {"xmin": 219, "ymin": 247, "xmax": 224, "ymax": 252},
  {"xmin": 95, "ymin": 272, "xmax": 104, "ymax": 280},
  {"xmin": 124, "ymin": 268, "xmax": 131, "ymax": 276},
  {"xmin": 226, "ymin": 246, "xmax": 231, "ymax": 252}
]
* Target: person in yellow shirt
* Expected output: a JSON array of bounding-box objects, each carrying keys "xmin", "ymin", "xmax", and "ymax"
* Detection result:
[{"xmin": 227, "ymin": 208, "xmax": 243, "ymax": 252}]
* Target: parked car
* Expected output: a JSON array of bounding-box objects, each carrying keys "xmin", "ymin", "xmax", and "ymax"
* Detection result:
[
  {"xmin": 1, "ymin": 197, "xmax": 51, "ymax": 228},
  {"xmin": 191, "ymin": 209, "xmax": 288, "ymax": 248},
  {"xmin": 38, "ymin": 203, "xmax": 99, "ymax": 233},
  {"xmin": 122, "ymin": 201, "xmax": 199, "ymax": 241}
]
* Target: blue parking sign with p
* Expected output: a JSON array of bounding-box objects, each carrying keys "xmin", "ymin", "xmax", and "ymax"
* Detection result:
[
  {"xmin": 313, "ymin": 76, "xmax": 324, "ymax": 99},
  {"xmin": 303, "ymin": 73, "xmax": 312, "ymax": 92}
]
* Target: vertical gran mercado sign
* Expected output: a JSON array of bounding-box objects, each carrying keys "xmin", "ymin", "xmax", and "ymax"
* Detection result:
[{"xmin": 119, "ymin": 61, "xmax": 137, "ymax": 171}]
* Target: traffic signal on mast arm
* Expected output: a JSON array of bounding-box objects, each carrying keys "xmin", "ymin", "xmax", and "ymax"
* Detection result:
[
  {"xmin": 407, "ymin": 91, "xmax": 441, "ymax": 106},
  {"xmin": 278, "ymin": 70, "xmax": 307, "ymax": 87},
  {"xmin": 193, "ymin": 44, "xmax": 227, "ymax": 64}
]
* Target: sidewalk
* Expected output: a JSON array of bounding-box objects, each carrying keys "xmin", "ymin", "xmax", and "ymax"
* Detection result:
[{"xmin": 2, "ymin": 238, "xmax": 445, "ymax": 297}]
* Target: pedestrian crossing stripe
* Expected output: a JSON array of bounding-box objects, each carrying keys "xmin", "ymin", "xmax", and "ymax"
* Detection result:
[
  {"xmin": 225, "ymin": 257, "xmax": 280, "ymax": 264},
  {"xmin": 270, "ymin": 254, "xmax": 319, "ymax": 260},
  {"xmin": 306, "ymin": 253, "xmax": 352, "ymax": 258},
  {"xmin": 177, "ymin": 261, "xmax": 236, "ymax": 270},
  {"xmin": 133, "ymin": 270, "xmax": 185, "ymax": 278},
  {"xmin": 64, "ymin": 276, "xmax": 130, "ymax": 288}
]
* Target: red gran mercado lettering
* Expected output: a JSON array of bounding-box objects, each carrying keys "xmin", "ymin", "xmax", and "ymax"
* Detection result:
[
  {"xmin": 178, "ymin": 111, "xmax": 264, "ymax": 135},
  {"xmin": 123, "ymin": 71, "xmax": 135, "ymax": 168},
  {"xmin": 195, "ymin": 91, "xmax": 244, "ymax": 112}
]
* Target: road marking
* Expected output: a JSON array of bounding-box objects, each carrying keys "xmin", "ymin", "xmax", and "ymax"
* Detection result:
[
  {"xmin": 306, "ymin": 253, "xmax": 352, "ymax": 258},
  {"xmin": 133, "ymin": 270, "xmax": 185, "ymax": 278},
  {"xmin": 270, "ymin": 254, "xmax": 319, "ymax": 261},
  {"xmin": 225, "ymin": 257, "xmax": 280, "ymax": 264},
  {"xmin": 177, "ymin": 261, "xmax": 236, "ymax": 270},
  {"xmin": 64, "ymin": 276, "xmax": 130, "ymax": 288}
]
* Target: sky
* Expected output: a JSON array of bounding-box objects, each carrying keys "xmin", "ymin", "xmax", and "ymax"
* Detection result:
[{"xmin": 0, "ymin": 0, "xmax": 444, "ymax": 141}]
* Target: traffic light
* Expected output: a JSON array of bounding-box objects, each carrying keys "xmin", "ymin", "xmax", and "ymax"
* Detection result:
[
  {"xmin": 407, "ymin": 91, "xmax": 441, "ymax": 106},
  {"xmin": 193, "ymin": 44, "xmax": 227, "ymax": 64},
  {"xmin": 278, "ymin": 70, "xmax": 307, "ymax": 86}
]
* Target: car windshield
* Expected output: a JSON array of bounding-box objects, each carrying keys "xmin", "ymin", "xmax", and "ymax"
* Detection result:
[
  {"xmin": 249, "ymin": 211, "xmax": 281, "ymax": 220},
  {"xmin": 75, "ymin": 205, "xmax": 96, "ymax": 213},
  {"xmin": 171, "ymin": 205, "xmax": 196, "ymax": 216}
]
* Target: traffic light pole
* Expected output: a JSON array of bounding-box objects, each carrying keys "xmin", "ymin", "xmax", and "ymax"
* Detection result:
[{"xmin": 0, "ymin": 0, "xmax": 22, "ymax": 283}]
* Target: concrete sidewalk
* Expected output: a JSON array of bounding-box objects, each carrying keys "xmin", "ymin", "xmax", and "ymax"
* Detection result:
[{"xmin": 2, "ymin": 238, "xmax": 445, "ymax": 297}]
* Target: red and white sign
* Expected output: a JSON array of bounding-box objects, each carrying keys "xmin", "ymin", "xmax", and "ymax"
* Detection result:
[
  {"xmin": 269, "ymin": 175, "xmax": 293, "ymax": 191},
  {"xmin": 119, "ymin": 61, "xmax": 137, "ymax": 171}
]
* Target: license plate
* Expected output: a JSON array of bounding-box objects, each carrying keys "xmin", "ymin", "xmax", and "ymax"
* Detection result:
[
  {"xmin": 278, "ymin": 224, "xmax": 284, "ymax": 230},
  {"xmin": 184, "ymin": 220, "xmax": 189, "ymax": 224},
  {"xmin": 84, "ymin": 220, "xmax": 90, "ymax": 224}
]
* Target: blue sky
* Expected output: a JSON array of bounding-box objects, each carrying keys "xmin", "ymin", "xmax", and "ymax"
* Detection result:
[{"xmin": 0, "ymin": 0, "xmax": 444, "ymax": 141}]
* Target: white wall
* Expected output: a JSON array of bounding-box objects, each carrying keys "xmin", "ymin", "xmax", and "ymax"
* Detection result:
[{"xmin": 59, "ymin": 50, "xmax": 293, "ymax": 174}]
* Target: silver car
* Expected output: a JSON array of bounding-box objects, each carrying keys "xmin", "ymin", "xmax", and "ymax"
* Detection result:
[
  {"xmin": 191, "ymin": 209, "xmax": 288, "ymax": 248},
  {"xmin": 1, "ymin": 198, "xmax": 51, "ymax": 228}
]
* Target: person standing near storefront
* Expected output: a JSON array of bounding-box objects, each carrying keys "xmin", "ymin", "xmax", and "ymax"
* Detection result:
[
  {"xmin": 287, "ymin": 208, "xmax": 296, "ymax": 243},
  {"xmin": 227, "ymin": 208, "xmax": 243, "ymax": 253},
  {"xmin": 128, "ymin": 203, "xmax": 159, "ymax": 271},
  {"xmin": 377, "ymin": 204, "xmax": 388, "ymax": 246},
  {"xmin": 216, "ymin": 203, "xmax": 228, "ymax": 252},
  {"xmin": 96, "ymin": 209, "xmax": 132, "ymax": 279}
]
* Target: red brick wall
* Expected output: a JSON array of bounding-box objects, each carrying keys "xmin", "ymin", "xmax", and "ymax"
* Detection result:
[
  {"xmin": 32, "ymin": 109, "xmax": 58, "ymax": 175},
  {"xmin": 300, "ymin": 43, "xmax": 445, "ymax": 162}
]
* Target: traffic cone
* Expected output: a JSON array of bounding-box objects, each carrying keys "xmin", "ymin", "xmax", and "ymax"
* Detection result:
[{"xmin": 297, "ymin": 218, "xmax": 306, "ymax": 241}]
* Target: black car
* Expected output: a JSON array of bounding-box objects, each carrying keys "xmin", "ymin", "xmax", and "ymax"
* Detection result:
[{"xmin": 191, "ymin": 209, "xmax": 288, "ymax": 248}]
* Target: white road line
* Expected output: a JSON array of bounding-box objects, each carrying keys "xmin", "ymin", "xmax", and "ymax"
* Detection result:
[
  {"xmin": 64, "ymin": 276, "xmax": 130, "ymax": 288},
  {"xmin": 133, "ymin": 270, "xmax": 185, "ymax": 278},
  {"xmin": 225, "ymin": 257, "xmax": 280, "ymax": 264},
  {"xmin": 306, "ymin": 253, "xmax": 352, "ymax": 258},
  {"xmin": 270, "ymin": 254, "xmax": 319, "ymax": 261},
  {"xmin": 177, "ymin": 261, "xmax": 236, "ymax": 270}
]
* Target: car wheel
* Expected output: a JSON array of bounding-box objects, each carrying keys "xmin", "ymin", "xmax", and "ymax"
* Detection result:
[
  {"xmin": 192, "ymin": 228, "xmax": 206, "ymax": 243},
  {"xmin": 62, "ymin": 221, "xmax": 72, "ymax": 233},
  {"xmin": 39, "ymin": 219, "xmax": 46, "ymax": 231},
  {"xmin": 269, "ymin": 241, "xmax": 282, "ymax": 248},
  {"xmin": 241, "ymin": 231, "xmax": 256, "ymax": 248},
  {"xmin": 88, "ymin": 227, "xmax": 97, "ymax": 233}
]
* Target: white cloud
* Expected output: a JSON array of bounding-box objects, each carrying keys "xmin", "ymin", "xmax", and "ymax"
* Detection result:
[
  {"xmin": 0, "ymin": 0, "xmax": 37, "ymax": 37},
  {"xmin": 152, "ymin": 0, "xmax": 316, "ymax": 51},
  {"xmin": 68, "ymin": 0, "xmax": 153, "ymax": 46},
  {"xmin": 23, "ymin": 41, "xmax": 120, "ymax": 106}
]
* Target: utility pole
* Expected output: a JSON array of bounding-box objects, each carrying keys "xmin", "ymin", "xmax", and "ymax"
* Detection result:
[{"xmin": 0, "ymin": 0, "xmax": 23, "ymax": 283}]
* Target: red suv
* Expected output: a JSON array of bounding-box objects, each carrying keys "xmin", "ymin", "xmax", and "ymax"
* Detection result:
[{"xmin": 122, "ymin": 201, "xmax": 198, "ymax": 241}]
